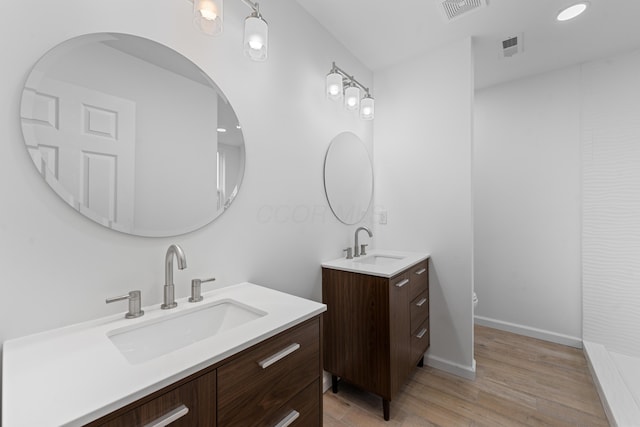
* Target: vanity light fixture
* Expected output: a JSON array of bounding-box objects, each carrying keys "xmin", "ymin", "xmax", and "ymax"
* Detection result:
[
  {"xmin": 192, "ymin": 0, "xmax": 269, "ymax": 61},
  {"xmin": 326, "ymin": 62, "xmax": 375, "ymax": 120},
  {"xmin": 556, "ymin": 2, "xmax": 589, "ymax": 21}
]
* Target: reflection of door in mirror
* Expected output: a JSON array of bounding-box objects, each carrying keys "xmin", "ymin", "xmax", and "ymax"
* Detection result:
[
  {"xmin": 21, "ymin": 79, "xmax": 136, "ymax": 232},
  {"xmin": 20, "ymin": 33, "xmax": 246, "ymax": 237}
]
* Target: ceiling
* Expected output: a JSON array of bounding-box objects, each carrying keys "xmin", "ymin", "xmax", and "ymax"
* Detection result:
[{"xmin": 294, "ymin": 0, "xmax": 640, "ymax": 89}]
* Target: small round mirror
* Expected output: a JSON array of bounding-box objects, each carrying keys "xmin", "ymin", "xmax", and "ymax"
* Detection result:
[
  {"xmin": 323, "ymin": 132, "xmax": 373, "ymax": 224},
  {"xmin": 20, "ymin": 33, "xmax": 245, "ymax": 237}
]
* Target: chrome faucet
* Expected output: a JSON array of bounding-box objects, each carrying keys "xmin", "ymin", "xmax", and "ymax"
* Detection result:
[
  {"xmin": 161, "ymin": 244, "xmax": 187, "ymax": 309},
  {"xmin": 354, "ymin": 226, "xmax": 373, "ymax": 257}
]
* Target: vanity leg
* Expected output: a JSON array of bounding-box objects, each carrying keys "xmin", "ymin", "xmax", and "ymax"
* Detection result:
[
  {"xmin": 383, "ymin": 399, "xmax": 390, "ymax": 421},
  {"xmin": 332, "ymin": 375, "xmax": 339, "ymax": 393},
  {"xmin": 418, "ymin": 356, "xmax": 424, "ymax": 367}
]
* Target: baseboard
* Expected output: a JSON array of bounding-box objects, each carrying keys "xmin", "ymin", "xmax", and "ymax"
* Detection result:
[
  {"xmin": 424, "ymin": 354, "xmax": 476, "ymax": 380},
  {"xmin": 474, "ymin": 315, "xmax": 582, "ymax": 348}
]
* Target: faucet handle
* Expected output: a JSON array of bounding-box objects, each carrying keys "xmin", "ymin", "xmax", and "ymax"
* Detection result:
[
  {"xmin": 360, "ymin": 244, "xmax": 369, "ymax": 256},
  {"xmin": 189, "ymin": 277, "xmax": 216, "ymax": 303},
  {"xmin": 106, "ymin": 290, "xmax": 144, "ymax": 319},
  {"xmin": 343, "ymin": 247, "xmax": 353, "ymax": 260}
]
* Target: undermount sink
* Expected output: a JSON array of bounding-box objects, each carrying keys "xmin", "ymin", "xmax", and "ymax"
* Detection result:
[
  {"xmin": 108, "ymin": 299, "xmax": 266, "ymax": 364},
  {"xmin": 355, "ymin": 254, "xmax": 405, "ymax": 265}
]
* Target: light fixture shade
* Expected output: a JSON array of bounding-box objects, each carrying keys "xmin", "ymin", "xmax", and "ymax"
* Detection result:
[
  {"xmin": 360, "ymin": 96, "xmax": 375, "ymax": 120},
  {"xmin": 344, "ymin": 84, "xmax": 360, "ymax": 111},
  {"xmin": 326, "ymin": 72, "xmax": 343, "ymax": 101},
  {"xmin": 194, "ymin": 0, "xmax": 223, "ymax": 36},
  {"xmin": 243, "ymin": 14, "xmax": 268, "ymax": 61}
]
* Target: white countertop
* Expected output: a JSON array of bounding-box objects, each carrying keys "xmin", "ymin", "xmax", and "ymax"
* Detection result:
[
  {"xmin": 322, "ymin": 249, "xmax": 430, "ymax": 278},
  {"xmin": 2, "ymin": 282, "xmax": 326, "ymax": 427}
]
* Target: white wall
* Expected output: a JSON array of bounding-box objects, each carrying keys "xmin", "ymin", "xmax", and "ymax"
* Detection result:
[
  {"xmin": 582, "ymin": 49, "xmax": 640, "ymax": 357},
  {"xmin": 0, "ymin": 0, "xmax": 373, "ymax": 412},
  {"xmin": 373, "ymin": 38, "xmax": 475, "ymax": 378},
  {"xmin": 474, "ymin": 67, "xmax": 582, "ymax": 346}
]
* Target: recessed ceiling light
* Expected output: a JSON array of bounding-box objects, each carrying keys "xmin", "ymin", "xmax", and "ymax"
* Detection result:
[
  {"xmin": 557, "ymin": 2, "xmax": 589, "ymax": 21},
  {"xmin": 217, "ymin": 127, "xmax": 227, "ymax": 133}
]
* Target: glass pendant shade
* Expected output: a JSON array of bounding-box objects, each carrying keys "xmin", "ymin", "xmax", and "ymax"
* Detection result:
[
  {"xmin": 326, "ymin": 72, "xmax": 343, "ymax": 101},
  {"xmin": 243, "ymin": 14, "xmax": 268, "ymax": 61},
  {"xmin": 344, "ymin": 84, "xmax": 360, "ymax": 111},
  {"xmin": 360, "ymin": 95, "xmax": 375, "ymax": 120},
  {"xmin": 194, "ymin": 0, "xmax": 223, "ymax": 36}
]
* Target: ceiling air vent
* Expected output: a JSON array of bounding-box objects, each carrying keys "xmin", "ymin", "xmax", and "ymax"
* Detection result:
[
  {"xmin": 438, "ymin": 0, "xmax": 487, "ymax": 22},
  {"xmin": 502, "ymin": 33, "xmax": 524, "ymax": 58}
]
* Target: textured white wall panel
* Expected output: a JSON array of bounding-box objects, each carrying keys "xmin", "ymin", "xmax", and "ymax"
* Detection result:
[{"xmin": 582, "ymin": 49, "xmax": 640, "ymax": 357}]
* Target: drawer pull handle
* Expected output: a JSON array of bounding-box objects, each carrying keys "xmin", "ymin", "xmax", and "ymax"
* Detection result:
[
  {"xmin": 395, "ymin": 279, "xmax": 410, "ymax": 288},
  {"xmin": 416, "ymin": 328, "xmax": 428, "ymax": 339},
  {"xmin": 416, "ymin": 297, "xmax": 427, "ymax": 307},
  {"xmin": 415, "ymin": 268, "xmax": 427, "ymax": 275},
  {"xmin": 143, "ymin": 404, "xmax": 189, "ymax": 427},
  {"xmin": 258, "ymin": 343, "xmax": 301, "ymax": 369},
  {"xmin": 274, "ymin": 409, "xmax": 300, "ymax": 427}
]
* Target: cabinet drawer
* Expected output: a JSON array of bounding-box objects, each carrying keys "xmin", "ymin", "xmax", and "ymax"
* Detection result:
[
  {"xmin": 410, "ymin": 318, "xmax": 430, "ymax": 366},
  {"xmin": 390, "ymin": 272, "xmax": 409, "ymax": 289},
  {"xmin": 408, "ymin": 261, "xmax": 429, "ymax": 301},
  {"xmin": 263, "ymin": 380, "xmax": 320, "ymax": 427},
  {"xmin": 217, "ymin": 318, "xmax": 320, "ymax": 426},
  {"xmin": 410, "ymin": 289, "xmax": 429, "ymax": 334},
  {"xmin": 92, "ymin": 370, "xmax": 215, "ymax": 427}
]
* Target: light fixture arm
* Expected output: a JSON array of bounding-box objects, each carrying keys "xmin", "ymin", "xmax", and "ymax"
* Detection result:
[
  {"xmin": 330, "ymin": 62, "xmax": 372, "ymax": 96},
  {"xmin": 241, "ymin": 0, "xmax": 261, "ymax": 16}
]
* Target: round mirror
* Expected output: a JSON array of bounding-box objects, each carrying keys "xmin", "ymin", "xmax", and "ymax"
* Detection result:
[
  {"xmin": 20, "ymin": 33, "xmax": 245, "ymax": 237},
  {"xmin": 323, "ymin": 132, "xmax": 373, "ymax": 225}
]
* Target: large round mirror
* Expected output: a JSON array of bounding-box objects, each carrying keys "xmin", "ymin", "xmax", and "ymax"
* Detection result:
[
  {"xmin": 20, "ymin": 33, "xmax": 245, "ymax": 237},
  {"xmin": 323, "ymin": 132, "xmax": 373, "ymax": 225}
]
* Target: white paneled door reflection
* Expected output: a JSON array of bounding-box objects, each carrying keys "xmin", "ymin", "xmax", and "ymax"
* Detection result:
[{"xmin": 21, "ymin": 79, "xmax": 136, "ymax": 231}]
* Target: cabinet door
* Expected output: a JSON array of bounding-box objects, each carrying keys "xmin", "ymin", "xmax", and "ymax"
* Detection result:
[
  {"xmin": 389, "ymin": 272, "xmax": 411, "ymax": 398},
  {"xmin": 322, "ymin": 268, "xmax": 392, "ymax": 398},
  {"xmin": 91, "ymin": 370, "xmax": 216, "ymax": 427}
]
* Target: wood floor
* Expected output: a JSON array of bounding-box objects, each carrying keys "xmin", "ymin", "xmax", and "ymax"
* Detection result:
[{"xmin": 323, "ymin": 325, "xmax": 609, "ymax": 426}]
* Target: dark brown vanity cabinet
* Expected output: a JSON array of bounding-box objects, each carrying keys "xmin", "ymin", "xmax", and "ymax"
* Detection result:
[
  {"xmin": 322, "ymin": 260, "xmax": 429, "ymax": 421},
  {"xmin": 86, "ymin": 316, "xmax": 322, "ymax": 427}
]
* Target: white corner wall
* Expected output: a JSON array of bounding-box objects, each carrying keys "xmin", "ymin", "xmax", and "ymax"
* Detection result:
[
  {"xmin": 373, "ymin": 38, "xmax": 475, "ymax": 378},
  {"xmin": 0, "ymin": 0, "xmax": 373, "ymax": 414},
  {"xmin": 473, "ymin": 67, "xmax": 582, "ymax": 346}
]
